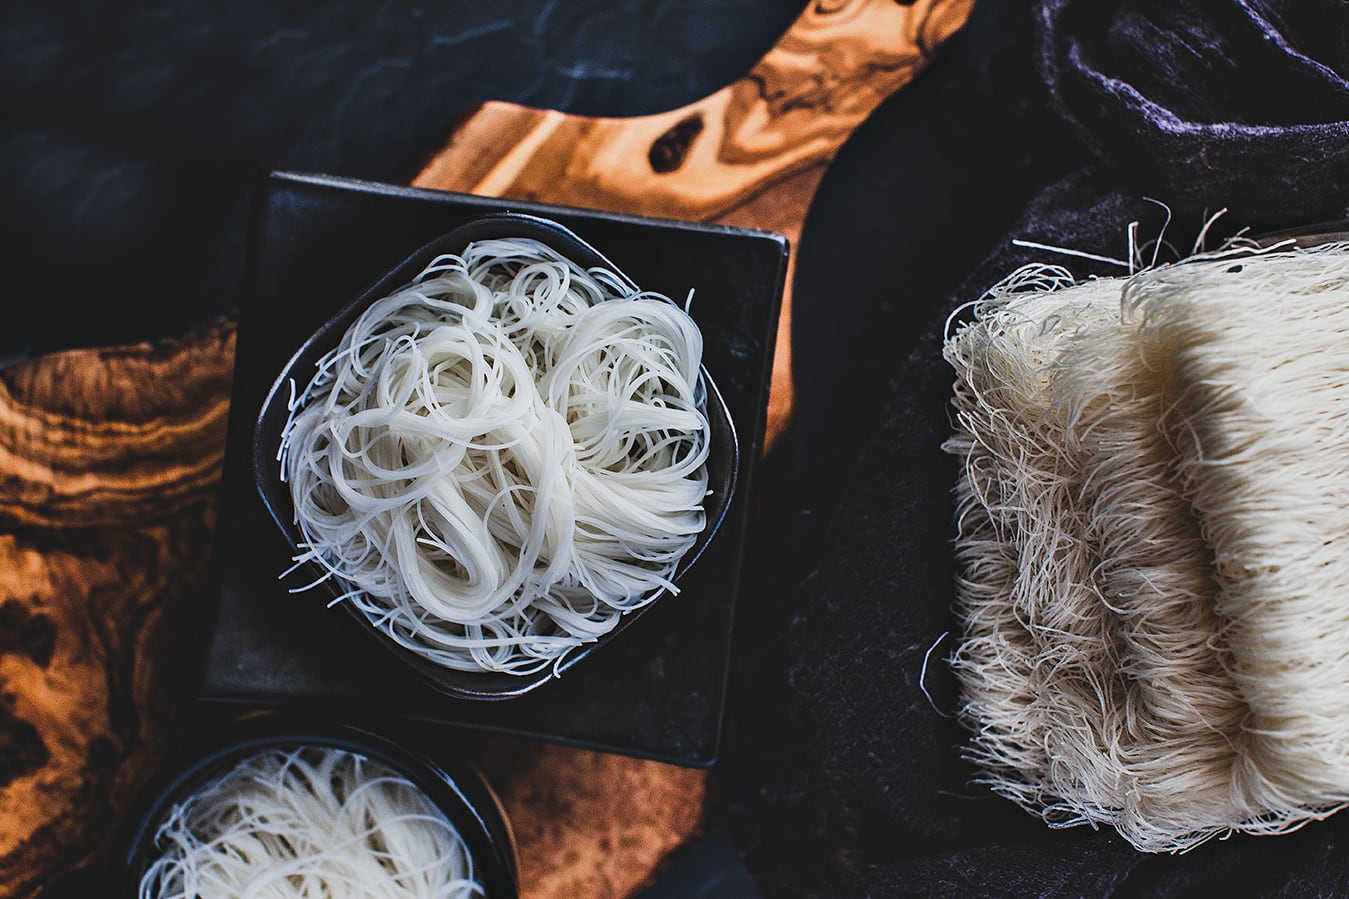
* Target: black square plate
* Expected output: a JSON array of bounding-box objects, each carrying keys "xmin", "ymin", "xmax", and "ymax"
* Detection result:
[
  {"xmin": 197, "ymin": 171, "xmax": 788, "ymax": 766},
  {"xmin": 253, "ymin": 212, "xmax": 740, "ymax": 701}
]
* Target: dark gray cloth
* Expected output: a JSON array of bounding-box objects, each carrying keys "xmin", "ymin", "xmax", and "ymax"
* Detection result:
[
  {"xmin": 741, "ymin": 1, "xmax": 1349, "ymax": 895},
  {"xmin": 1040, "ymin": 0, "xmax": 1349, "ymax": 223}
]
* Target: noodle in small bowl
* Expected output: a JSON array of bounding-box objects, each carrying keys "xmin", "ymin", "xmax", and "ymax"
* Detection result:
[
  {"xmin": 253, "ymin": 214, "xmax": 738, "ymax": 700},
  {"xmin": 118, "ymin": 716, "xmax": 518, "ymax": 899}
]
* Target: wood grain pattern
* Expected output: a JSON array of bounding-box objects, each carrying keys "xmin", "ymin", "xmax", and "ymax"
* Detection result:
[
  {"xmin": 0, "ymin": 2, "xmax": 973, "ymax": 896},
  {"xmin": 414, "ymin": 0, "xmax": 975, "ymax": 451},
  {"xmin": 476, "ymin": 740, "xmax": 706, "ymax": 899},
  {"xmin": 0, "ymin": 323, "xmax": 233, "ymax": 898},
  {"xmin": 0, "ymin": 325, "xmax": 235, "ymax": 530}
]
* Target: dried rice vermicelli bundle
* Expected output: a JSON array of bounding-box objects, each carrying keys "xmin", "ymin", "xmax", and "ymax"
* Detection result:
[
  {"xmin": 1129, "ymin": 246, "xmax": 1349, "ymax": 814},
  {"xmin": 945, "ymin": 271, "xmax": 1259, "ymax": 850},
  {"xmin": 945, "ymin": 243, "xmax": 1349, "ymax": 852}
]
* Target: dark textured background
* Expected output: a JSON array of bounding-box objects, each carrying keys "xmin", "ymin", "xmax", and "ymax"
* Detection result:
[{"xmin": 2, "ymin": 0, "xmax": 802, "ymax": 359}]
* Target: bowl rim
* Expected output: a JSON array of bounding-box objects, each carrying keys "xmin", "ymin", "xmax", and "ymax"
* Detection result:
[
  {"xmin": 251, "ymin": 212, "xmax": 740, "ymax": 700},
  {"xmin": 1252, "ymin": 219, "xmax": 1349, "ymax": 248},
  {"xmin": 117, "ymin": 714, "xmax": 520, "ymax": 898}
]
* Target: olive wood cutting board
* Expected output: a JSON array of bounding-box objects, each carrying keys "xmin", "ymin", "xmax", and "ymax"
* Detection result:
[{"xmin": 0, "ymin": 1, "xmax": 972, "ymax": 896}]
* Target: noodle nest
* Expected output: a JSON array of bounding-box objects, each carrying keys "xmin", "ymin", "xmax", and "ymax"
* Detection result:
[{"xmin": 281, "ymin": 237, "xmax": 710, "ymax": 675}]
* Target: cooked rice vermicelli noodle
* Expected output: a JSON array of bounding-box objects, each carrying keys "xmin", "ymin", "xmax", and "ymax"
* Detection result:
[
  {"xmin": 281, "ymin": 238, "xmax": 709, "ymax": 674},
  {"xmin": 944, "ymin": 243, "xmax": 1349, "ymax": 851},
  {"xmin": 138, "ymin": 746, "xmax": 482, "ymax": 899}
]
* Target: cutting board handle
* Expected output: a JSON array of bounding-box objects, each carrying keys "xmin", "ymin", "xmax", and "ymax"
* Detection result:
[
  {"xmin": 414, "ymin": 0, "xmax": 974, "ymax": 451},
  {"xmin": 415, "ymin": 0, "xmax": 972, "ymax": 221}
]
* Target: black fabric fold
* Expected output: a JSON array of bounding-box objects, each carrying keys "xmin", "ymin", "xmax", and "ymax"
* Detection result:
[
  {"xmin": 1038, "ymin": 0, "xmax": 1349, "ymax": 221},
  {"xmin": 741, "ymin": 0, "xmax": 1349, "ymax": 895}
]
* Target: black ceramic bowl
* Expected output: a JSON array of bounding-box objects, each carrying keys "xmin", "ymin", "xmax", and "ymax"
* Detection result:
[
  {"xmin": 253, "ymin": 213, "xmax": 739, "ymax": 701},
  {"xmin": 118, "ymin": 716, "xmax": 518, "ymax": 898}
]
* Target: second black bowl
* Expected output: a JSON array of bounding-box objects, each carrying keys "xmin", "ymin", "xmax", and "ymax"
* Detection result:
[{"xmin": 118, "ymin": 715, "xmax": 518, "ymax": 898}]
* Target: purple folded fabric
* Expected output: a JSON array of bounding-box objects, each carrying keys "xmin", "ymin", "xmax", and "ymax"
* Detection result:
[
  {"xmin": 745, "ymin": 1, "xmax": 1349, "ymax": 895},
  {"xmin": 1040, "ymin": 0, "xmax": 1349, "ymax": 222}
]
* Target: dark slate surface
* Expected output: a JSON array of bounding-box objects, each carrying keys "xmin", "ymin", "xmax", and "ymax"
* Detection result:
[{"xmin": 2, "ymin": 0, "xmax": 801, "ymax": 359}]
